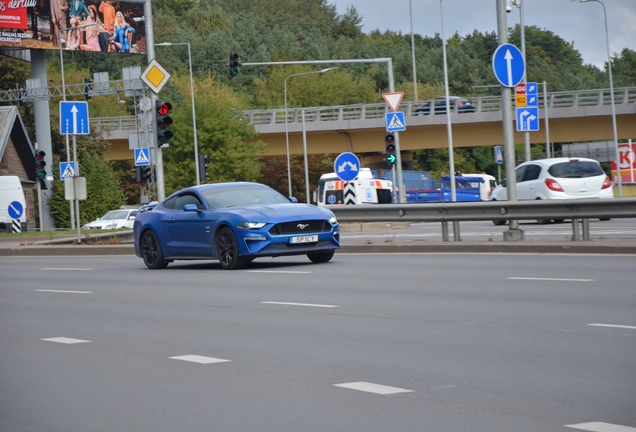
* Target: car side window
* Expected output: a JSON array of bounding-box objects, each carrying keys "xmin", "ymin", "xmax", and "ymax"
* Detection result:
[
  {"xmin": 175, "ymin": 194, "xmax": 204, "ymax": 210},
  {"xmin": 523, "ymin": 164, "xmax": 542, "ymax": 181},
  {"xmin": 162, "ymin": 195, "xmax": 177, "ymax": 210},
  {"xmin": 128, "ymin": 210, "xmax": 138, "ymax": 220},
  {"xmin": 515, "ymin": 166, "xmax": 528, "ymax": 183}
]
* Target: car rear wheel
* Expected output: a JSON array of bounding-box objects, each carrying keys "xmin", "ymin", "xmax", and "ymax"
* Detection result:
[
  {"xmin": 216, "ymin": 226, "xmax": 246, "ymax": 270},
  {"xmin": 307, "ymin": 250, "xmax": 335, "ymax": 264},
  {"xmin": 141, "ymin": 230, "xmax": 168, "ymax": 269}
]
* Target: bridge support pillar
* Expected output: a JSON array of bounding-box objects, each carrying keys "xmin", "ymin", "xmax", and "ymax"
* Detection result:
[{"xmin": 504, "ymin": 228, "xmax": 525, "ymax": 242}]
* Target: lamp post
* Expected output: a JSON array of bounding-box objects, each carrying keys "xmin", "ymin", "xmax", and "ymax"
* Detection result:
[
  {"xmin": 509, "ymin": 0, "xmax": 531, "ymax": 162},
  {"xmin": 571, "ymin": 0, "xmax": 621, "ymax": 197},
  {"xmin": 284, "ymin": 68, "xmax": 337, "ymax": 198},
  {"xmin": 409, "ymin": 0, "xmax": 418, "ymax": 102},
  {"xmin": 155, "ymin": 42, "xmax": 200, "ymax": 184},
  {"xmin": 439, "ymin": 0, "xmax": 456, "ymax": 202}
]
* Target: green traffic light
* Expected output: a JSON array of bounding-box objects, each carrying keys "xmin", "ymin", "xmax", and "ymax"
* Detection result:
[
  {"xmin": 37, "ymin": 170, "xmax": 47, "ymax": 179},
  {"xmin": 386, "ymin": 154, "xmax": 396, "ymax": 164}
]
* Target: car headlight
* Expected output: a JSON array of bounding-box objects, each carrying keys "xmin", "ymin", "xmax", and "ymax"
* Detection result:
[
  {"xmin": 238, "ymin": 222, "xmax": 267, "ymax": 229},
  {"xmin": 329, "ymin": 216, "xmax": 338, "ymax": 225}
]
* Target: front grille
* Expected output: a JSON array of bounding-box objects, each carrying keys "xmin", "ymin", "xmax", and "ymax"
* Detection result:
[{"xmin": 269, "ymin": 220, "xmax": 330, "ymax": 235}]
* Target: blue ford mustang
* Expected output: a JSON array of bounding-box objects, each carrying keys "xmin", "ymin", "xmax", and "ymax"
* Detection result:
[{"xmin": 133, "ymin": 182, "xmax": 340, "ymax": 270}]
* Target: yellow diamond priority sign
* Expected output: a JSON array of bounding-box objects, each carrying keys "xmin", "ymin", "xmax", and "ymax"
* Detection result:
[{"xmin": 141, "ymin": 59, "xmax": 171, "ymax": 94}]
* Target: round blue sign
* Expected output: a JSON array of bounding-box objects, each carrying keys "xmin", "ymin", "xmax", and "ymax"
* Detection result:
[
  {"xmin": 334, "ymin": 152, "xmax": 361, "ymax": 182},
  {"xmin": 8, "ymin": 201, "xmax": 23, "ymax": 219},
  {"xmin": 492, "ymin": 43, "xmax": 525, "ymax": 88}
]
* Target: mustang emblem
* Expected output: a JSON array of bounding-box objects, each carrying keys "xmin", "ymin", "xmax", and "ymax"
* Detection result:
[{"xmin": 297, "ymin": 223, "xmax": 310, "ymax": 230}]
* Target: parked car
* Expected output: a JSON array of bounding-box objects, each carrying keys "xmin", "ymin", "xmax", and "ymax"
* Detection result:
[
  {"xmin": 415, "ymin": 96, "xmax": 476, "ymax": 115},
  {"xmin": 81, "ymin": 208, "xmax": 139, "ymax": 230},
  {"xmin": 489, "ymin": 157, "xmax": 614, "ymax": 225},
  {"xmin": 133, "ymin": 182, "xmax": 340, "ymax": 270}
]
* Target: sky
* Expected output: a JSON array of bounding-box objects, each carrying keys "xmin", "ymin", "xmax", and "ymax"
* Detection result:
[{"xmin": 333, "ymin": 0, "xmax": 636, "ymax": 69}]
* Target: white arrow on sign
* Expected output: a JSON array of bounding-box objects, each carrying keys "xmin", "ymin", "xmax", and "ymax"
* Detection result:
[
  {"xmin": 505, "ymin": 49, "xmax": 514, "ymax": 87},
  {"xmin": 519, "ymin": 110, "xmax": 529, "ymax": 126},
  {"xmin": 526, "ymin": 114, "xmax": 537, "ymax": 130},
  {"xmin": 71, "ymin": 105, "xmax": 78, "ymax": 134},
  {"xmin": 337, "ymin": 161, "xmax": 358, "ymax": 173}
]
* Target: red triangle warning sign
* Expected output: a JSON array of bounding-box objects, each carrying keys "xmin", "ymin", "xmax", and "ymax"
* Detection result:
[{"xmin": 382, "ymin": 92, "xmax": 404, "ymax": 112}]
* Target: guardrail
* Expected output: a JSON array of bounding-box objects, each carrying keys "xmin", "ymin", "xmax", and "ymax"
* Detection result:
[{"xmin": 328, "ymin": 198, "xmax": 636, "ymax": 242}]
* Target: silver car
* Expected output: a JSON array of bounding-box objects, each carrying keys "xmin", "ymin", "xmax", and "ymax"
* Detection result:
[{"xmin": 82, "ymin": 208, "xmax": 139, "ymax": 230}]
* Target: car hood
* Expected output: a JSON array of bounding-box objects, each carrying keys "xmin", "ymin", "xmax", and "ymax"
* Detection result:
[{"xmin": 225, "ymin": 203, "xmax": 335, "ymax": 222}]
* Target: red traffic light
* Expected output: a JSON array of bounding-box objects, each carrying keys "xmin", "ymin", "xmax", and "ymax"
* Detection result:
[
  {"xmin": 157, "ymin": 102, "xmax": 172, "ymax": 115},
  {"xmin": 385, "ymin": 134, "xmax": 396, "ymax": 152},
  {"xmin": 35, "ymin": 150, "xmax": 46, "ymax": 161}
]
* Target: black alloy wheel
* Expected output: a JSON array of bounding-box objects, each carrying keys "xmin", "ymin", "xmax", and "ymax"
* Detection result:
[
  {"xmin": 307, "ymin": 250, "xmax": 335, "ymax": 264},
  {"xmin": 141, "ymin": 230, "xmax": 168, "ymax": 269},
  {"xmin": 215, "ymin": 226, "xmax": 246, "ymax": 270}
]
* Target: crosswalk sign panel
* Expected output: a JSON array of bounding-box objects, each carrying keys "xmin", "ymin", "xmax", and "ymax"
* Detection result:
[
  {"xmin": 385, "ymin": 112, "xmax": 406, "ymax": 132},
  {"xmin": 134, "ymin": 148, "xmax": 151, "ymax": 166}
]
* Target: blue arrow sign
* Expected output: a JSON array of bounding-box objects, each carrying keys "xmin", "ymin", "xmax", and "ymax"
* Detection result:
[
  {"xmin": 60, "ymin": 161, "xmax": 77, "ymax": 180},
  {"xmin": 8, "ymin": 201, "xmax": 23, "ymax": 219},
  {"xmin": 134, "ymin": 148, "xmax": 150, "ymax": 166},
  {"xmin": 59, "ymin": 101, "xmax": 90, "ymax": 135},
  {"xmin": 516, "ymin": 107, "xmax": 540, "ymax": 132},
  {"xmin": 385, "ymin": 111, "xmax": 406, "ymax": 132},
  {"xmin": 334, "ymin": 152, "xmax": 360, "ymax": 182},
  {"xmin": 526, "ymin": 82, "xmax": 538, "ymax": 107},
  {"xmin": 492, "ymin": 44, "xmax": 525, "ymax": 88}
]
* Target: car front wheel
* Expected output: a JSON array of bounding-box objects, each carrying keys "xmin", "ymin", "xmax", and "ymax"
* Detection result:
[
  {"xmin": 141, "ymin": 230, "xmax": 168, "ymax": 269},
  {"xmin": 307, "ymin": 250, "xmax": 335, "ymax": 264},
  {"xmin": 216, "ymin": 226, "xmax": 246, "ymax": 270}
]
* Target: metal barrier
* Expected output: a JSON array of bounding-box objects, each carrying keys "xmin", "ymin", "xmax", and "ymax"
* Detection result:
[{"xmin": 328, "ymin": 198, "xmax": 636, "ymax": 242}]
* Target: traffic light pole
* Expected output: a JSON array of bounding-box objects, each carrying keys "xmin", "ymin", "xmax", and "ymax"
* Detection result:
[{"xmin": 240, "ymin": 58, "xmax": 404, "ymax": 201}]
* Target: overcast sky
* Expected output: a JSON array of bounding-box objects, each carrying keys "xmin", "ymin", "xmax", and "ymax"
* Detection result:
[{"xmin": 333, "ymin": 0, "xmax": 636, "ymax": 69}]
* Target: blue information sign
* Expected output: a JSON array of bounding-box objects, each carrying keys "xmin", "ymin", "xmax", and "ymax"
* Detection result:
[
  {"xmin": 492, "ymin": 44, "xmax": 525, "ymax": 88},
  {"xmin": 134, "ymin": 148, "xmax": 151, "ymax": 166},
  {"xmin": 516, "ymin": 107, "xmax": 540, "ymax": 132},
  {"xmin": 8, "ymin": 201, "xmax": 23, "ymax": 219},
  {"xmin": 59, "ymin": 101, "xmax": 90, "ymax": 135},
  {"xmin": 385, "ymin": 111, "xmax": 406, "ymax": 132},
  {"xmin": 526, "ymin": 82, "xmax": 538, "ymax": 107},
  {"xmin": 494, "ymin": 146, "xmax": 503, "ymax": 165},
  {"xmin": 334, "ymin": 152, "xmax": 360, "ymax": 182}
]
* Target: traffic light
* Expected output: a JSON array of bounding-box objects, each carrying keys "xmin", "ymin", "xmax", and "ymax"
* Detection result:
[
  {"xmin": 383, "ymin": 133, "xmax": 396, "ymax": 165},
  {"xmin": 156, "ymin": 101, "xmax": 173, "ymax": 147},
  {"xmin": 35, "ymin": 150, "xmax": 47, "ymax": 189},
  {"xmin": 229, "ymin": 52, "xmax": 240, "ymax": 78},
  {"xmin": 197, "ymin": 153, "xmax": 209, "ymax": 183},
  {"xmin": 141, "ymin": 166, "xmax": 153, "ymax": 184},
  {"xmin": 83, "ymin": 77, "xmax": 92, "ymax": 101},
  {"xmin": 131, "ymin": 166, "xmax": 141, "ymax": 183}
]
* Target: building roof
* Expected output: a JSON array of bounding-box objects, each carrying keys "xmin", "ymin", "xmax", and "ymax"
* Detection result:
[{"xmin": 0, "ymin": 106, "xmax": 35, "ymax": 182}]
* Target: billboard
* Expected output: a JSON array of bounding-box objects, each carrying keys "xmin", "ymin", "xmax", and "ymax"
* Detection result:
[
  {"xmin": 611, "ymin": 142, "xmax": 636, "ymax": 184},
  {"xmin": 0, "ymin": 1, "xmax": 146, "ymax": 54}
]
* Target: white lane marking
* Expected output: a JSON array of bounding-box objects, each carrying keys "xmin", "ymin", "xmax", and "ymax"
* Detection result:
[
  {"xmin": 41, "ymin": 337, "xmax": 91, "ymax": 344},
  {"xmin": 507, "ymin": 277, "xmax": 594, "ymax": 282},
  {"xmin": 169, "ymin": 355, "xmax": 230, "ymax": 365},
  {"xmin": 40, "ymin": 268, "xmax": 92, "ymax": 271},
  {"xmin": 247, "ymin": 270, "xmax": 311, "ymax": 274},
  {"xmin": 588, "ymin": 324, "xmax": 636, "ymax": 330},
  {"xmin": 36, "ymin": 289, "xmax": 92, "ymax": 294},
  {"xmin": 334, "ymin": 382, "xmax": 413, "ymax": 395},
  {"xmin": 262, "ymin": 301, "xmax": 338, "ymax": 308},
  {"xmin": 565, "ymin": 422, "xmax": 636, "ymax": 432}
]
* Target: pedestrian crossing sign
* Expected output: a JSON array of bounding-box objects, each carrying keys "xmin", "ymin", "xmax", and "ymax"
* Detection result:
[
  {"xmin": 60, "ymin": 161, "xmax": 77, "ymax": 180},
  {"xmin": 134, "ymin": 148, "xmax": 151, "ymax": 166},
  {"xmin": 385, "ymin": 111, "xmax": 406, "ymax": 132}
]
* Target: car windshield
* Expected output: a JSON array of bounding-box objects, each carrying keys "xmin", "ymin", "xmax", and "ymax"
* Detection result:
[
  {"xmin": 202, "ymin": 185, "xmax": 290, "ymax": 209},
  {"xmin": 548, "ymin": 161, "xmax": 604, "ymax": 179},
  {"xmin": 100, "ymin": 210, "xmax": 129, "ymax": 220}
]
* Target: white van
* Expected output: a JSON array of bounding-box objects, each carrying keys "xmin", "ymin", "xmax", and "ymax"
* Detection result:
[
  {"xmin": 463, "ymin": 173, "xmax": 497, "ymax": 200},
  {"xmin": 0, "ymin": 176, "xmax": 27, "ymax": 233}
]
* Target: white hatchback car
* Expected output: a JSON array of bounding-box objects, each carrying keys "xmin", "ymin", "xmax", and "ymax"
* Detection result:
[
  {"xmin": 81, "ymin": 208, "xmax": 139, "ymax": 230},
  {"xmin": 489, "ymin": 157, "xmax": 613, "ymax": 224}
]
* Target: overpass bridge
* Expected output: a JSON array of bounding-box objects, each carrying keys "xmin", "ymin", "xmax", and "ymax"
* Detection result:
[{"xmin": 96, "ymin": 87, "xmax": 636, "ymax": 164}]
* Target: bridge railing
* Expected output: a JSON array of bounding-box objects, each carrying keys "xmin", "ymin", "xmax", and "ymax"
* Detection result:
[{"xmin": 89, "ymin": 86, "xmax": 636, "ymax": 130}]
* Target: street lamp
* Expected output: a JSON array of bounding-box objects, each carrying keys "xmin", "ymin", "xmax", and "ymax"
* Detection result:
[
  {"xmin": 155, "ymin": 42, "xmax": 200, "ymax": 184},
  {"xmin": 284, "ymin": 68, "xmax": 337, "ymax": 198},
  {"xmin": 439, "ymin": 0, "xmax": 456, "ymax": 202},
  {"xmin": 571, "ymin": 0, "xmax": 622, "ymax": 197},
  {"xmin": 409, "ymin": 0, "xmax": 418, "ymax": 102},
  {"xmin": 508, "ymin": 0, "xmax": 531, "ymax": 162}
]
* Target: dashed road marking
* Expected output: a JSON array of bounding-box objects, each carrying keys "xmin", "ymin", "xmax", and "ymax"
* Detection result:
[
  {"xmin": 41, "ymin": 337, "xmax": 91, "ymax": 344},
  {"xmin": 36, "ymin": 289, "xmax": 92, "ymax": 294},
  {"xmin": 247, "ymin": 270, "xmax": 312, "ymax": 274},
  {"xmin": 565, "ymin": 422, "xmax": 636, "ymax": 432},
  {"xmin": 588, "ymin": 324, "xmax": 636, "ymax": 330},
  {"xmin": 40, "ymin": 268, "xmax": 92, "ymax": 271},
  {"xmin": 169, "ymin": 355, "xmax": 231, "ymax": 365},
  {"xmin": 507, "ymin": 277, "xmax": 594, "ymax": 282},
  {"xmin": 334, "ymin": 382, "xmax": 413, "ymax": 395},
  {"xmin": 262, "ymin": 301, "xmax": 338, "ymax": 308}
]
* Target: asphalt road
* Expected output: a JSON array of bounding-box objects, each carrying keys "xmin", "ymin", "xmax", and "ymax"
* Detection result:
[{"xmin": 1, "ymin": 253, "xmax": 635, "ymax": 432}]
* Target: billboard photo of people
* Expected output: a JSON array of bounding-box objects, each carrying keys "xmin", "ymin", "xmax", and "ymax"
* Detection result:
[{"xmin": 0, "ymin": 0, "xmax": 146, "ymax": 54}]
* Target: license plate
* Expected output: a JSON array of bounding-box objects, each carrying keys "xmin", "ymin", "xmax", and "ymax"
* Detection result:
[{"xmin": 290, "ymin": 235, "xmax": 318, "ymax": 244}]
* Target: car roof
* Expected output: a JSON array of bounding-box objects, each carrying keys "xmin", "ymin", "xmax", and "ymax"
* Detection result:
[{"xmin": 517, "ymin": 157, "xmax": 600, "ymax": 168}]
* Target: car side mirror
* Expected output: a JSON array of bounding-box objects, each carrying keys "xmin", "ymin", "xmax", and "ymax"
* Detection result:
[
  {"xmin": 183, "ymin": 204, "xmax": 200, "ymax": 212},
  {"xmin": 288, "ymin": 197, "xmax": 298, "ymax": 203},
  {"xmin": 500, "ymin": 179, "xmax": 507, "ymax": 187}
]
